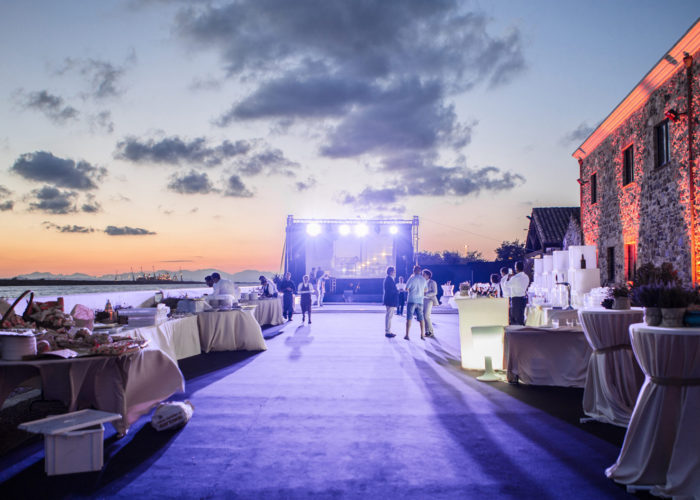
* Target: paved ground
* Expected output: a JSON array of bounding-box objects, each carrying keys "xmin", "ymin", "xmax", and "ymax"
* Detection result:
[{"xmin": 0, "ymin": 308, "xmax": 635, "ymax": 499}]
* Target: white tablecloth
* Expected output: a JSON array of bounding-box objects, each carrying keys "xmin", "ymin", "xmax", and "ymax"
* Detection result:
[
  {"xmin": 197, "ymin": 310, "xmax": 267, "ymax": 352},
  {"xmin": 504, "ymin": 326, "xmax": 592, "ymax": 387},
  {"xmin": 130, "ymin": 316, "xmax": 201, "ymax": 361},
  {"xmin": 578, "ymin": 308, "xmax": 645, "ymax": 426},
  {"xmin": 525, "ymin": 306, "xmax": 579, "ymax": 327},
  {"xmin": 0, "ymin": 348, "xmax": 184, "ymax": 434},
  {"xmin": 243, "ymin": 298, "xmax": 284, "ymax": 326},
  {"xmin": 606, "ymin": 324, "xmax": 700, "ymax": 498}
]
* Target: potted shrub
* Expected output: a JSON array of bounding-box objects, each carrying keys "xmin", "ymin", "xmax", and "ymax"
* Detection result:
[
  {"xmin": 658, "ymin": 286, "xmax": 690, "ymax": 327},
  {"xmin": 632, "ymin": 284, "xmax": 662, "ymax": 326},
  {"xmin": 601, "ymin": 298, "xmax": 614, "ymax": 310},
  {"xmin": 610, "ymin": 285, "xmax": 631, "ymax": 310}
]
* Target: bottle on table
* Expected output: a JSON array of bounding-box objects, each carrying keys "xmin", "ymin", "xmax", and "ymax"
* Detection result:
[
  {"xmin": 105, "ymin": 299, "xmax": 114, "ymax": 322},
  {"xmin": 580, "ymin": 254, "xmax": 586, "ymax": 269}
]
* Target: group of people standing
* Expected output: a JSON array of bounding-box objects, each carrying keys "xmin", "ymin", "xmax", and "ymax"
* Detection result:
[
  {"xmin": 383, "ymin": 265, "xmax": 438, "ymax": 340},
  {"xmin": 277, "ymin": 269, "xmax": 329, "ymax": 324}
]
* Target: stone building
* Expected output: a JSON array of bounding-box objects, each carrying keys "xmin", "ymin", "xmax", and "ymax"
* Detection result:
[{"xmin": 573, "ymin": 19, "xmax": 700, "ymax": 285}]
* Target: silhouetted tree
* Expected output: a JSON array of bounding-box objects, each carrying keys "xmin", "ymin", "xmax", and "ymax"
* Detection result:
[{"xmin": 495, "ymin": 240, "xmax": 526, "ymax": 261}]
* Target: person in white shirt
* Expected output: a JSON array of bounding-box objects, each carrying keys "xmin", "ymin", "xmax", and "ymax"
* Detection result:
[
  {"xmin": 297, "ymin": 275, "xmax": 315, "ymax": 324},
  {"xmin": 317, "ymin": 273, "xmax": 328, "ymax": 307},
  {"xmin": 422, "ymin": 269, "xmax": 438, "ymax": 337},
  {"xmin": 504, "ymin": 262, "xmax": 529, "ymax": 325},
  {"xmin": 211, "ymin": 272, "xmax": 240, "ymax": 300},
  {"xmin": 259, "ymin": 275, "xmax": 277, "ymax": 297},
  {"xmin": 405, "ymin": 265, "xmax": 427, "ymax": 340}
]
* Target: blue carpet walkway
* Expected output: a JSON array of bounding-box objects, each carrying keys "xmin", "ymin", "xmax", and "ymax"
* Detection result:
[{"xmin": 0, "ymin": 310, "xmax": 633, "ymax": 499}]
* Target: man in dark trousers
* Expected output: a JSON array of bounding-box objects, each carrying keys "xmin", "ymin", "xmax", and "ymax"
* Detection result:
[
  {"xmin": 383, "ymin": 266, "xmax": 399, "ymax": 337},
  {"xmin": 503, "ymin": 261, "xmax": 529, "ymax": 325},
  {"xmin": 278, "ymin": 272, "xmax": 296, "ymax": 321}
]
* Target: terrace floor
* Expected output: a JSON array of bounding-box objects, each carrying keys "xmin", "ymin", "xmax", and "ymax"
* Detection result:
[{"xmin": 0, "ymin": 306, "xmax": 643, "ymax": 499}]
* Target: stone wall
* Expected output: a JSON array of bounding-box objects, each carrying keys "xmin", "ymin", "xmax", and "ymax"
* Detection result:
[{"xmin": 580, "ymin": 50, "xmax": 700, "ymax": 285}]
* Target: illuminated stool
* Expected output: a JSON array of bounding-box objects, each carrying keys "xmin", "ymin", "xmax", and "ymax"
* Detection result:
[{"xmin": 453, "ymin": 296, "xmax": 509, "ymax": 370}]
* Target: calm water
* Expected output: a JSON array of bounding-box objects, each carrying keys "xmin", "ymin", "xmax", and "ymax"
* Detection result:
[{"xmin": 0, "ymin": 283, "xmax": 209, "ymax": 299}]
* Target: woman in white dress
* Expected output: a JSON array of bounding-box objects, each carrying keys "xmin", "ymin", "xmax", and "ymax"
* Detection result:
[{"xmin": 422, "ymin": 269, "xmax": 438, "ymax": 337}]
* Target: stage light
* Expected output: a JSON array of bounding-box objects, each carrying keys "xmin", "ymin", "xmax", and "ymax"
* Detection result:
[
  {"xmin": 306, "ymin": 223, "xmax": 322, "ymax": 236},
  {"xmin": 339, "ymin": 224, "xmax": 351, "ymax": 236},
  {"xmin": 389, "ymin": 225, "xmax": 399, "ymax": 234},
  {"xmin": 354, "ymin": 223, "xmax": 369, "ymax": 237}
]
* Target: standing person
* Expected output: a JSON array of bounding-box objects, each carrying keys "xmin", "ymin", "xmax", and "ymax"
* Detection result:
[
  {"xmin": 396, "ymin": 276, "xmax": 407, "ymax": 315},
  {"xmin": 317, "ymin": 272, "xmax": 328, "ymax": 307},
  {"xmin": 297, "ymin": 275, "xmax": 315, "ymax": 324},
  {"xmin": 500, "ymin": 267, "xmax": 512, "ymax": 323},
  {"xmin": 404, "ymin": 265, "xmax": 427, "ymax": 340},
  {"xmin": 259, "ymin": 275, "xmax": 277, "ymax": 297},
  {"xmin": 383, "ymin": 266, "xmax": 399, "ymax": 338},
  {"xmin": 422, "ymin": 269, "xmax": 438, "ymax": 337},
  {"xmin": 505, "ymin": 261, "xmax": 529, "ymax": 325},
  {"xmin": 279, "ymin": 272, "xmax": 296, "ymax": 322}
]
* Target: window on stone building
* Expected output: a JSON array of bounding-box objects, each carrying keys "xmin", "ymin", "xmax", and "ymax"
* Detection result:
[
  {"xmin": 607, "ymin": 246, "xmax": 615, "ymax": 283},
  {"xmin": 591, "ymin": 173, "xmax": 597, "ymax": 204},
  {"xmin": 655, "ymin": 120, "xmax": 670, "ymax": 168},
  {"xmin": 625, "ymin": 243, "xmax": 637, "ymax": 282},
  {"xmin": 623, "ymin": 145, "xmax": 634, "ymax": 185}
]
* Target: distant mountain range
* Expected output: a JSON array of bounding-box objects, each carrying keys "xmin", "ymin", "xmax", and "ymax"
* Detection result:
[{"xmin": 6, "ymin": 269, "xmax": 276, "ymax": 283}]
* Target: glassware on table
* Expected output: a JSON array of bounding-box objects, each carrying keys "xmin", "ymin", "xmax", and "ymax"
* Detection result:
[
  {"xmin": 551, "ymin": 319, "xmax": 559, "ymax": 328},
  {"xmin": 566, "ymin": 318, "xmax": 576, "ymax": 327}
]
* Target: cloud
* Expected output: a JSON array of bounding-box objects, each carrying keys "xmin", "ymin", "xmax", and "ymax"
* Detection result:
[
  {"xmin": 104, "ymin": 225, "xmax": 156, "ymax": 236},
  {"xmin": 115, "ymin": 136, "xmax": 251, "ymax": 166},
  {"xmin": 338, "ymin": 159, "xmax": 525, "ymax": 210},
  {"xmin": 0, "ymin": 185, "xmax": 13, "ymax": 211},
  {"xmin": 320, "ymin": 79, "xmax": 473, "ymax": 158},
  {"xmin": 57, "ymin": 56, "xmax": 132, "ymax": 99},
  {"xmin": 27, "ymin": 185, "xmax": 77, "ymax": 214},
  {"xmin": 43, "ymin": 221, "xmax": 95, "ymax": 233},
  {"xmin": 295, "ymin": 176, "xmax": 317, "ymax": 191},
  {"xmin": 167, "ymin": 170, "xmax": 216, "ymax": 194},
  {"xmin": 16, "ymin": 90, "xmax": 79, "ymax": 123},
  {"xmin": 189, "ymin": 76, "xmax": 222, "ymax": 92},
  {"xmin": 11, "ymin": 151, "xmax": 106, "ymax": 190},
  {"xmin": 224, "ymin": 174, "xmax": 253, "ymax": 197},
  {"xmin": 174, "ymin": 0, "xmax": 527, "ymax": 210},
  {"xmin": 236, "ymin": 147, "xmax": 299, "ymax": 177},
  {"xmin": 81, "ymin": 194, "xmax": 102, "ymax": 213},
  {"xmin": 90, "ymin": 110, "xmax": 115, "ymax": 133},
  {"xmin": 561, "ymin": 122, "xmax": 595, "ymax": 146}
]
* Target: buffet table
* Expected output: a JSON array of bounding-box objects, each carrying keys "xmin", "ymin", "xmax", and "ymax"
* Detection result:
[
  {"xmin": 525, "ymin": 306, "xmax": 579, "ymax": 328},
  {"xmin": 504, "ymin": 326, "xmax": 592, "ymax": 387},
  {"xmin": 606, "ymin": 324, "xmax": 700, "ymax": 498},
  {"xmin": 197, "ymin": 310, "xmax": 267, "ymax": 352},
  {"xmin": 578, "ymin": 308, "xmax": 644, "ymax": 427},
  {"xmin": 243, "ymin": 298, "xmax": 284, "ymax": 326},
  {"xmin": 130, "ymin": 315, "xmax": 201, "ymax": 361},
  {"xmin": 0, "ymin": 348, "xmax": 184, "ymax": 434}
]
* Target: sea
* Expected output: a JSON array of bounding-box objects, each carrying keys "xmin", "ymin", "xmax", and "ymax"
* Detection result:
[{"xmin": 0, "ymin": 283, "xmax": 210, "ymax": 300}]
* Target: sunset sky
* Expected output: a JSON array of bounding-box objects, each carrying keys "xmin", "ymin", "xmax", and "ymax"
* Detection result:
[{"xmin": 0, "ymin": 1, "xmax": 698, "ymax": 277}]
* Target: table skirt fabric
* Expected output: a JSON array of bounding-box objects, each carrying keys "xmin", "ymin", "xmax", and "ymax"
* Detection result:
[
  {"xmin": 0, "ymin": 349, "xmax": 184, "ymax": 434},
  {"xmin": 247, "ymin": 298, "xmax": 284, "ymax": 326},
  {"xmin": 197, "ymin": 310, "xmax": 267, "ymax": 352},
  {"xmin": 606, "ymin": 325, "xmax": 700, "ymax": 498},
  {"xmin": 578, "ymin": 309, "xmax": 645, "ymax": 427},
  {"xmin": 504, "ymin": 326, "xmax": 592, "ymax": 387},
  {"xmin": 131, "ymin": 315, "xmax": 201, "ymax": 361}
]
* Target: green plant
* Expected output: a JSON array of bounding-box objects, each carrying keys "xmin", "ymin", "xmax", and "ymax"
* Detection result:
[
  {"xmin": 631, "ymin": 284, "xmax": 662, "ymax": 308},
  {"xmin": 634, "ymin": 262, "xmax": 681, "ymax": 286},
  {"xmin": 658, "ymin": 286, "xmax": 691, "ymax": 309},
  {"xmin": 601, "ymin": 298, "xmax": 614, "ymax": 309},
  {"xmin": 610, "ymin": 284, "xmax": 630, "ymax": 298}
]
